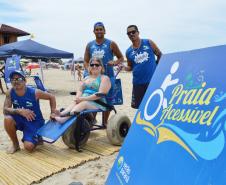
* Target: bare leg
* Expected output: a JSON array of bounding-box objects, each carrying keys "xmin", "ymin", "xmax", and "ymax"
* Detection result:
[
  {"xmin": 4, "ymin": 116, "xmax": 20, "ymax": 154},
  {"xmin": 53, "ymin": 102, "xmax": 77, "ymax": 123},
  {"xmin": 55, "ymin": 116, "xmax": 71, "ymax": 123},
  {"xmin": 103, "ymin": 111, "xmax": 111, "ymax": 126},
  {"xmin": 55, "ymin": 101, "xmax": 98, "ymax": 124},
  {"xmin": 70, "ymin": 101, "xmax": 97, "ymax": 113},
  {"xmin": 60, "ymin": 102, "xmax": 77, "ymax": 116}
]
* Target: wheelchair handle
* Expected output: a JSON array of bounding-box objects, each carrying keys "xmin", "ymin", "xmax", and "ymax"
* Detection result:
[
  {"xmin": 105, "ymin": 63, "xmax": 123, "ymax": 79},
  {"xmin": 114, "ymin": 64, "xmax": 123, "ymax": 78}
]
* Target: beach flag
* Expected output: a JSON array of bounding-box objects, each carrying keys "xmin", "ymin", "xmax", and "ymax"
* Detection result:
[
  {"xmin": 4, "ymin": 55, "xmax": 21, "ymax": 88},
  {"xmin": 106, "ymin": 45, "xmax": 226, "ymax": 185}
]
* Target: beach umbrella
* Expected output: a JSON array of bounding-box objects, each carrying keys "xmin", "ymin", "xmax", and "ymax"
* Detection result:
[{"xmin": 26, "ymin": 62, "xmax": 40, "ymax": 70}]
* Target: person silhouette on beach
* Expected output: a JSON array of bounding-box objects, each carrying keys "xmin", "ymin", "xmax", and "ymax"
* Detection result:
[{"xmin": 76, "ymin": 64, "xmax": 82, "ymax": 81}]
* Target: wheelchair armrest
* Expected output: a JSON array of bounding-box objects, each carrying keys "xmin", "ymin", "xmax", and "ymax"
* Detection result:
[
  {"xmin": 70, "ymin": 91, "xmax": 77, "ymax": 95},
  {"xmin": 70, "ymin": 92, "xmax": 106, "ymax": 97},
  {"xmin": 95, "ymin": 92, "xmax": 107, "ymax": 97}
]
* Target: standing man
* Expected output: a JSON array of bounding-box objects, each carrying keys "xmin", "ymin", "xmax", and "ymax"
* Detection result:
[
  {"xmin": 125, "ymin": 25, "xmax": 162, "ymax": 109},
  {"xmin": 3, "ymin": 70, "xmax": 58, "ymax": 154},
  {"xmin": 84, "ymin": 22, "xmax": 124, "ymax": 125}
]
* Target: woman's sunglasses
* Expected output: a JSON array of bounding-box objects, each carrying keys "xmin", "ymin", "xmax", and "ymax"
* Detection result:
[{"xmin": 90, "ymin": 63, "xmax": 100, "ymax": 67}]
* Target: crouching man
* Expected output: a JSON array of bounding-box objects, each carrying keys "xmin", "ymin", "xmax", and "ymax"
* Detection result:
[{"xmin": 3, "ymin": 70, "xmax": 57, "ymax": 154}]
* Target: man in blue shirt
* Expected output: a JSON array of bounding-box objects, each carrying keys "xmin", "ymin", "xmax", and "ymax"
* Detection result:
[
  {"xmin": 3, "ymin": 70, "xmax": 58, "ymax": 154},
  {"xmin": 124, "ymin": 25, "xmax": 162, "ymax": 109},
  {"xmin": 84, "ymin": 22, "xmax": 124, "ymax": 77},
  {"xmin": 83, "ymin": 22, "xmax": 124, "ymax": 125}
]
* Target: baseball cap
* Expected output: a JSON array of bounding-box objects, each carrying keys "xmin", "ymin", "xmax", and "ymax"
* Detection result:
[
  {"xmin": 93, "ymin": 22, "xmax": 105, "ymax": 29},
  {"xmin": 9, "ymin": 70, "xmax": 25, "ymax": 79}
]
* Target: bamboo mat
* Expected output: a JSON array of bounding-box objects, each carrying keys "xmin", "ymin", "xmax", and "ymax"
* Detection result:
[{"xmin": 0, "ymin": 130, "xmax": 120, "ymax": 185}]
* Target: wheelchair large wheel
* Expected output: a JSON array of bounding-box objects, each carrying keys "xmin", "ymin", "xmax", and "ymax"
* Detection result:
[
  {"xmin": 106, "ymin": 113, "xmax": 131, "ymax": 145},
  {"xmin": 62, "ymin": 118, "xmax": 90, "ymax": 149}
]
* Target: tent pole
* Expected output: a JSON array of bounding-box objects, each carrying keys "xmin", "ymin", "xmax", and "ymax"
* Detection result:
[
  {"xmin": 72, "ymin": 57, "xmax": 75, "ymax": 81},
  {"xmin": 38, "ymin": 59, "xmax": 44, "ymax": 84},
  {"xmin": 72, "ymin": 57, "xmax": 77, "ymax": 90}
]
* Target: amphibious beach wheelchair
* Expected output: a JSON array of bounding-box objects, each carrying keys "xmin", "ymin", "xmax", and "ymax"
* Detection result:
[{"xmin": 37, "ymin": 66, "xmax": 131, "ymax": 151}]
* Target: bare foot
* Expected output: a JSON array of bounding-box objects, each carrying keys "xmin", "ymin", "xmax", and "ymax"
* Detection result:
[
  {"xmin": 54, "ymin": 116, "xmax": 69, "ymax": 124},
  {"xmin": 6, "ymin": 145, "xmax": 20, "ymax": 154}
]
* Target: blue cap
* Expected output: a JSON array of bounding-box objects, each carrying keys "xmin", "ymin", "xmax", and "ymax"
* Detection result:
[
  {"xmin": 94, "ymin": 22, "xmax": 105, "ymax": 29},
  {"xmin": 9, "ymin": 70, "xmax": 25, "ymax": 79}
]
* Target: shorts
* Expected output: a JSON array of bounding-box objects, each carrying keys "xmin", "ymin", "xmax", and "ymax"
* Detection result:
[
  {"xmin": 11, "ymin": 114, "xmax": 45, "ymax": 145},
  {"xmin": 131, "ymin": 83, "xmax": 149, "ymax": 109}
]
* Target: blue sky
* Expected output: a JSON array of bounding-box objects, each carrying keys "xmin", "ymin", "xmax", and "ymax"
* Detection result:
[{"xmin": 1, "ymin": 0, "xmax": 226, "ymax": 58}]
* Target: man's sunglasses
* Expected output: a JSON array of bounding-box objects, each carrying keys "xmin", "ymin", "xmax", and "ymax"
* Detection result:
[
  {"xmin": 127, "ymin": 30, "xmax": 137, "ymax": 36},
  {"xmin": 10, "ymin": 77, "xmax": 25, "ymax": 83},
  {"xmin": 90, "ymin": 63, "xmax": 100, "ymax": 67},
  {"xmin": 95, "ymin": 28, "xmax": 104, "ymax": 31}
]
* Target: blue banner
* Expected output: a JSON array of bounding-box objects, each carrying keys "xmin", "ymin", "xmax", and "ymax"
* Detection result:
[
  {"xmin": 106, "ymin": 45, "xmax": 226, "ymax": 185},
  {"xmin": 4, "ymin": 55, "xmax": 21, "ymax": 86}
]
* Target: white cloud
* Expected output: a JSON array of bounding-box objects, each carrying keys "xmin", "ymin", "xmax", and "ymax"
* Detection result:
[{"xmin": 2, "ymin": 0, "xmax": 226, "ymax": 57}]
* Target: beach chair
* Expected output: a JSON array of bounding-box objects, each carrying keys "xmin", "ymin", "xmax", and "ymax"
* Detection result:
[
  {"xmin": 3, "ymin": 55, "xmax": 47, "ymax": 91},
  {"xmin": 37, "ymin": 65, "xmax": 131, "ymax": 151},
  {"xmin": 30, "ymin": 75, "xmax": 47, "ymax": 91}
]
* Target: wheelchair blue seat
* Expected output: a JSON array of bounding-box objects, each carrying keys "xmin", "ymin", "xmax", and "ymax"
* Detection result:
[
  {"xmin": 36, "ymin": 116, "xmax": 78, "ymax": 143},
  {"xmin": 36, "ymin": 109, "xmax": 103, "ymax": 143}
]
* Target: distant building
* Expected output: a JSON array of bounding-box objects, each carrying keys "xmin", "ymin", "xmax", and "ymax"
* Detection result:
[{"xmin": 0, "ymin": 24, "xmax": 30, "ymax": 46}]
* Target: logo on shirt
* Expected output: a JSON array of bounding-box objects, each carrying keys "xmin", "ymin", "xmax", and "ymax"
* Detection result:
[
  {"xmin": 13, "ymin": 100, "xmax": 19, "ymax": 106},
  {"xmin": 131, "ymin": 50, "xmax": 136, "ymax": 56},
  {"xmin": 26, "ymin": 101, "xmax": 33, "ymax": 107},
  {"xmin": 134, "ymin": 52, "xmax": 149, "ymax": 64},
  {"xmin": 92, "ymin": 49, "xmax": 105, "ymax": 59},
  {"xmin": 102, "ymin": 43, "xmax": 107, "ymax": 48},
  {"xmin": 143, "ymin": 45, "xmax": 150, "ymax": 50}
]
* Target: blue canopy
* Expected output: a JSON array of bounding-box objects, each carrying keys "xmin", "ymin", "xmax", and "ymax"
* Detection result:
[
  {"xmin": 0, "ymin": 39, "xmax": 73, "ymax": 58},
  {"xmin": 0, "ymin": 51, "xmax": 8, "ymax": 56}
]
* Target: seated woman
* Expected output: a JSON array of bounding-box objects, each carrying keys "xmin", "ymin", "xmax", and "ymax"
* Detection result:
[{"xmin": 53, "ymin": 57, "xmax": 111, "ymax": 123}]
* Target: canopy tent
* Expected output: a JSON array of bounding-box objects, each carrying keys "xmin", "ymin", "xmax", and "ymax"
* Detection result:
[
  {"xmin": 0, "ymin": 51, "xmax": 8, "ymax": 57},
  {"xmin": 0, "ymin": 39, "xmax": 74, "ymax": 84},
  {"xmin": 0, "ymin": 39, "xmax": 73, "ymax": 58}
]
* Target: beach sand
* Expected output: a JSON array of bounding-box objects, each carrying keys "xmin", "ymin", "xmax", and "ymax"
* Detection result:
[{"xmin": 0, "ymin": 69, "xmax": 137, "ymax": 185}]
